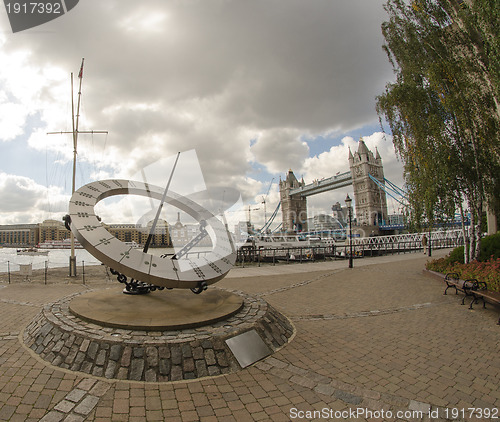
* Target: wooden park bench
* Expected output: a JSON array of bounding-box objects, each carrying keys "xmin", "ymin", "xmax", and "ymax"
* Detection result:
[
  {"xmin": 444, "ymin": 272, "xmax": 500, "ymax": 325},
  {"xmin": 443, "ymin": 272, "xmax": 476, "ymax": 305},
  {"xmin": 467, "ymin": 281, "xmax": 500, "ymax": 326}
]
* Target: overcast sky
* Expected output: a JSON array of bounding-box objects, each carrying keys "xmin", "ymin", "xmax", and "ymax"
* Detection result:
[{"xmin": 0, "ymin": 0, "xmax": 404, "ymax": 230}]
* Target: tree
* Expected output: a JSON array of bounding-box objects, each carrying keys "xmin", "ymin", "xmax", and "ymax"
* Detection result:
[{"xmin": 377, "ymin": 0, "xmax": 500, "ymax": 262}]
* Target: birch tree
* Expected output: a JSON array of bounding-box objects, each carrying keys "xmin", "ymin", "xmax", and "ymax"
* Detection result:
[{"xmin": 377, "ymin": 0, "xmax": 500, "ymax": 261}]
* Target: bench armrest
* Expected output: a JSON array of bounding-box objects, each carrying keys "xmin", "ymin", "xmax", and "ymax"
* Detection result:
[
  {"xmin": 474, "ymin": 280, "xmax": 488, "ymax": 291},
  {"xmin": 464, "ymin": 278, "xmax": 487, "ymax": 291},
  {"xmin": 445, "ymin": 272, "xmax": 460, "ymax": 281}
]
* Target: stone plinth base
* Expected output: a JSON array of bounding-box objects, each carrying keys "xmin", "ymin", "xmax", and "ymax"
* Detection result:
[
  {"xmin": 69, "ymin": 288, "xmax": 244, "ymax": 331},
  {"xmin": 23, "ymin": 287, "xmax": 294, "ymax": 382}
]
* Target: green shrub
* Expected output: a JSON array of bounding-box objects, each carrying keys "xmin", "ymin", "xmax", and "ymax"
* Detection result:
[
  {"xmin": 426, "ymin": 233, "xmax": 500, "ymax": 292},
  {"xmin": 426, "ymin": 257, "xmax": 451, "ymax": 273},
  {"xmin": 440, "ymin": 234, "xmax": 500, "ymax": 264},
  {"xmin": 448, "ymin": 246, "xmax": 464, "ymax": 264},
  {"xmin": 479, "ymin": 233, "xmax": 500, "ymax": 261}
]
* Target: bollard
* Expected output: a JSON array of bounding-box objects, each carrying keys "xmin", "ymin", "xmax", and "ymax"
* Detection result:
[
  {"xmin": 44, "ymin": 261, "xmax": 48, "ymax": 284},
  {"xmin": 82, "ymin": 260, "xmax": 85, "ymax": 285},
  {"xmin": 8, "ymin": 261, "xmax": 10, "ymax": 284},
  {"xmin": 69, "ymin": 255, "xmax": 77, "ymax": 277}
]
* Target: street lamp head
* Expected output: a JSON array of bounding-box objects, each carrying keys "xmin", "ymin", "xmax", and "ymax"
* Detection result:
[{"xmin": 345, "ymin": 194, "xmax": 352, "ymax": 208}]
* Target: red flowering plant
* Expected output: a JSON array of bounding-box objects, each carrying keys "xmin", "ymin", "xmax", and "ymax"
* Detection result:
[{"xmin": 427, "ymin": 243, "xmax": 500, "ymax": 293}]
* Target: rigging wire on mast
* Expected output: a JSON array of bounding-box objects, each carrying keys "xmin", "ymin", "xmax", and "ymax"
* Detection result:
[{"xmin": 47, "ymin": 58, "xmax": 108, "ymax": 277}]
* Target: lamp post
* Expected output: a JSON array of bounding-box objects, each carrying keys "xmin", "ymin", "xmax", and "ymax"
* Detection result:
[
  {"xmin": 428, "ymin": 228, "xmax": 432, "ymax": 257},
  {"xmin": 345, "ymin": 194, "xmax": 353, "ymax": 268}
]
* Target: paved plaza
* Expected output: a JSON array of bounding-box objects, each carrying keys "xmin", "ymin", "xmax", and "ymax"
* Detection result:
[{"xmin": 1, "ymin": 249, "xmax": 499, "ymax": 421}]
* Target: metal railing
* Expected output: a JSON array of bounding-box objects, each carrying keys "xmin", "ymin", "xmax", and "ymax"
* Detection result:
[
  {"xmin": 234, "ymin": 232, "xmax": 464, "ymax": 267},
  {"xmin": 0, "ymin": 259, "xmax": 89, "ymax": 284},
  {"xmin": 352, "ymin": 229, "xmax": 464, "ymax": 247}
]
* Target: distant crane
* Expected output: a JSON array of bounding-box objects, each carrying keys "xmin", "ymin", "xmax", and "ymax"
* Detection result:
[
  {"xmin": 248, "ymin": 205, "xmax": 260, "ymax": 227},
  {"xmin": 261, "ymin": 178, "xmax": 274, "ymax": 230}
]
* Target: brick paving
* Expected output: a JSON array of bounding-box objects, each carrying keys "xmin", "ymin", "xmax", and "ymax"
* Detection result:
[{"xmin": 1, "ymin": 249, "xmax": 499, "ymax": 421}]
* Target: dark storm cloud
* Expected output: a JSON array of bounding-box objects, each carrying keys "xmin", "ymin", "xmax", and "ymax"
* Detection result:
[{"xmin": 0, "ymin": 0, "xmax": 398, "ymax": 223}]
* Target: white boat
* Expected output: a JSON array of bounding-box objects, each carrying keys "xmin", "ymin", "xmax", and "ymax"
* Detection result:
[
  {"xmin": 17, "ymin": 247, "xmax": 49, "ymax": 256},
  {"xmin": 38, "ymin": 239, "xmax": 83, "ymax": 249},
  {"xmin": 249, "ymin": 234, "xmax": 328, "ymax": 249}
]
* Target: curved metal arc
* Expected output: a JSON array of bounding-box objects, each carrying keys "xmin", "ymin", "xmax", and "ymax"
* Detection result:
[{"xmin": 68, "ymin": 179, "xmax": 236, "ymax": 289}]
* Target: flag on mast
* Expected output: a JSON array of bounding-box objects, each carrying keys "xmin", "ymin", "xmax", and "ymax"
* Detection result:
[{"xmin": 78, "ymin": 59, "xmax": 84, "ymax": 79}]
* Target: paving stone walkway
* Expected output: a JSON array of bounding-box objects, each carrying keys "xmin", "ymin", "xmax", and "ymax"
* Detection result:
[{"xmin": 1, "ymin": 249, "xmax": 499, "ymax": 421}]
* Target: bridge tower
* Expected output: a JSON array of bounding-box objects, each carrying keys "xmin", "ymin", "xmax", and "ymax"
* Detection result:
[
  {"xmin": 349, "ymin": 139, "xmax": 388, "ymax": 228},
  {"xmin": 279, "ymin": 170, "xmax": 308, "ymax": 232}
]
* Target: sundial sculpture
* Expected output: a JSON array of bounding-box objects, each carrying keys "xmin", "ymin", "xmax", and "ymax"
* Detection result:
[
  {"xmin": 26, "ymin": 63, "xmax": 294, "ymax": 381},
  {"xmin": 26, "ymin": 166, "xmax": 295, "ymax": 382},
  {"xmin": 26, "ymin": 143, "xmax": 294, "ymax": 382},
  {"xmin": 64, "ymin": 175, "xmax": 237, "ymax": 295}
]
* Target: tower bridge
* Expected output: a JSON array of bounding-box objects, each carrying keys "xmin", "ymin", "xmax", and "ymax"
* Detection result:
[
  {"xmin": 289, "ymin": 171, "xmax": 352, "ymax": 197},
  {"xmin": 279, "ymin": 139, "xmax": 389, "ymax": 236}
]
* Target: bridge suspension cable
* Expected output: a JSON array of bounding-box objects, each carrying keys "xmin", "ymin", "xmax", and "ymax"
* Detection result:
[
  {"xmin": 368, "ymin": 174, "xmax": 408, "ymax": 207},
  {"xmin": 259, "ymin": 201, "xmax": 281, "ymax": 233},
  {"xmin": 271, "ymin": 223, "xmax": 282, "ymax": 233}
]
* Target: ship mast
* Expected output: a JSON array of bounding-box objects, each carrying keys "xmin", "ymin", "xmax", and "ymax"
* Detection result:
[{"xmin": 48, "ymin": 58, "xmax": 108, "ymax": 276}]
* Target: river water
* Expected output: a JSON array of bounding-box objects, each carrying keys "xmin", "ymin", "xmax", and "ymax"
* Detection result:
[{"xmin": 0, "ymin": 247, "xmax": 176, "ymax": 273}]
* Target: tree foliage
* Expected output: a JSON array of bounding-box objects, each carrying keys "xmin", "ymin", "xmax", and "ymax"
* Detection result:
[{"xmin": 377, "ymin": 0, "xmax": 500, "ymax": 261}]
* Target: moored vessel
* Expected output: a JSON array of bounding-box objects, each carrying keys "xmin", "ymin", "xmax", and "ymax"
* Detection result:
[
  {"xmin": 38, "ymin": 239, "xmax": 83, "ymax": 249},
  {"xmin": 17, "ymin": 247, "xmax": 49, "ymax": 256}
]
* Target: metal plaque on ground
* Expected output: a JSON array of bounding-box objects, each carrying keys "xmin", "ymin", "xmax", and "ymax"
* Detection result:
[{"xmin": 225, "ymin": 329, "xmax": 271, "ymax": 368}]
